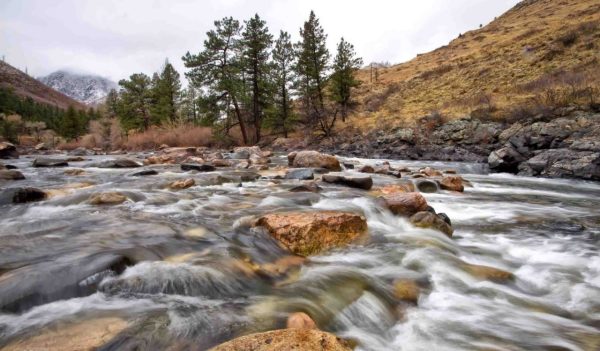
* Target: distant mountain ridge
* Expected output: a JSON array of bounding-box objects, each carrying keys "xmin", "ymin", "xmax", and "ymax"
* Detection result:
[
  {"xmin": 38, "ymin": 70, "xmax": 117, "ymax": 105},
  {"xmin": 0, "ymin": 61, "xmax": 85, "ymax": 110}
]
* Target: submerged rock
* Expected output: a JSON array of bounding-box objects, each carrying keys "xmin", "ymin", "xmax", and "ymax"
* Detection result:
[
  {"xmin": 88, "ymin": 192, "xmax": 128, "ymax": 205},
  {"xmin": 289, "ymin": 150, "xmax": 341, "ymax": 171},
  {"xmin": 0, "ymin": 187, "xmax": 47, "ymax": 204},
  {"xmin": 210, "ymin": 329, "xmax": 352, "ymax": 351},
  {"xmin": 32, "ymin": 157, "xmax": 69, "ymax": 167},
  {"xmin": 439, "ymin": 175, "xmax": 464, "ymax": 192},
  {"xmin": 130, "ymin": 169, "xmax": 158, "ymax": 176},
  {"xmin": 256, "ymin": 211, "xmax": 368, "ymax": 256},
  {"xmin": 321, "ymin": 173, "xmax": 373, "ymax": 190},
  {"xmin": 0, "ymin": 169, "xmax": 25, "ymax": 180},
  {"xmin": 181, "ymin": 163, "xmax": 216, "ymax": 172},
  {"xmin": 0, "ymin": 141, "xmax": 18, "ymax": 159},
  {"xmin": 409, "ymin": 211, "xmax": 454, "ymax": 237},
  {"xmin": 289, "ymin": 181, "xmax": 322, "ymax": 193},
  {"xmin": 64, "ymin": 168, "xmax": 86, "ymax": 176},
  {"xmin": 92, "ymin": 158, "xmax": 142, "ymax": 168},
  {"xmin": 286, "ymin": 312, "xmax": 317, "ymax": 329},
  {"xmin": 377, "ymin": 192, "xmax": 429, "ymax": 216},
  {"xmin": 393, "ymin": 279, "xmax": 421, "ymax": 304},
  {"xmin": 168, "ymin": 178, "xmax": 195, "ymax": 190},
  {"xmin": 415, "ymin": 179, "xmax": 438, "ymax": 193},
  {"xmin": 462, "ymin": 263, "xmax": 514, "ymax": 282},
  {"xmin": 284, "ymin": 168, "xmax": 314, "ymax": 180}
]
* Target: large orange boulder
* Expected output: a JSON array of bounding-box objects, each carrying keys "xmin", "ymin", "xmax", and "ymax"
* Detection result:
[
  {"xmin": 288, "ymin": 151, "xmax": 341, "ymax": 171},
  {"xmin": 210, "ymin": 329, "xmax": 352, "ymax": 351},
  {"xmin": 439, "ymin": 175, "xmax": 465, "ymax": 192},
  {"xmin": 256, "ymin": 211, "xmax": 367, "ymax": 256},
  {"xmin": 377, "ymin": 192, "xmax": 429, "ymax": 216}
]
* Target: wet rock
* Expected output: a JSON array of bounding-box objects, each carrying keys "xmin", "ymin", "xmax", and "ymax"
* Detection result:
[
  {"xmin": 88, "ymin": 192, "xmax": 128, "ymax": 205},
  {"xmin": 130, "ymin": 169, "xmax": 158, "ymax": 176},
  {"xmin": 168, "ymin": 178, "xmax": 195, "ymax": 190},
  {"xmin": 1, "ymin": 317, "xmax": 129, "ymax": 351},
  {"xmin": 437, "ymin": 212, "xmax": 452, "ymax": 226},
  {"xmin": 289, "ymin": 150, "xmax": 341, "ymax": 171},
  {"xmin": 249, "ymin": 154, "xmax": 270, "ymax": 165},
  {"xmin": 32, "ymin": 157, "xmax": 69, "ymax": 167},
  {"xmin": 210, "ymin": 329, "xmax": 352, "ymax": 351},
  {"xmin": 439, "ymin": 175, "xmax": 464, "ymax": 192},
  {"xmin": 70, "ymin": 146, "xmax": 93, "ymax": 156},
  {"xmin": 321, "ymin": 173, "xmax": 373, "ymax": 190},
  {"xmin": 221, "ymin": 171, "xmax": 260, "ymax": 182},
  {"xmin": 64, "ymin": 168, "xmax": 86, "ymax": 176},
  {"xmin": 377, "ymin": 192, "xmax": 429, "ymax": 216},
  {"xmin": 67, "ymin": 156, "xmax": 86, "ymax": 162},
  {"xmin": 358, "ymin": 165, "xmax": 375, "ymax": 173},
  {"xmin": 256, "ymin": 211, "xmax": 368, "ymax": 256},
  {"xmin": 259, "ymin": 256, "xmax": 307, "ymax": 277},
  {"xmin": 0, "ymin": 187, "xmax": 47, "ymax": 204},
  {"xmin": 342, "ymin": 161, "xmax": 356, "ymax": 169},
  {"xmin": 212, "ymin": 159, "xmax": 233, "ymax": 167},
  {"xmin": 92, "ymin": 158, "xmax": 142, "ymax": 168},
  {"xmin": 393, "ymin": 279, "xmax": 420, "ymax": 303},
  {"xmin": 286, "ymin": 312, "xmax": 317, "ymax": 329},
  {"xmin": 0, "ymin": 141, "xmax": 18, "ymax": 159},
  {"xmin": 0, "ymin": 169, "xmax": 25, "ymax": 180},
  {"xmin": 488, "ymin": 146, "xmax": 526, "ymax": 173},
  {"xmin": 231, "ymin": 149, "xmax": 250, "ymax": 159},
  {"xmin": 409, "ymin": 211, "xmax": 454, "ymax": 237},
  {"xmin": 462, "ymin": 263, "xmax": 514, "ymax": 283},
  {"xmin": 285, "ymin": 168, "xmax": 314, "ymax": 180},
  {"xmin": 233, "ymin": 146, "xmax": 266, "ymax": 158},
  {"xmin": 421, "ymin": 167, "xmax": 442, "ymax": 177},
  {"xmin": 181, "ymin": 163, "xmax": 216, "ymax": 172},
  {"xmin": 415, "ymin": 179, "xmax": 438, "ymax": 193},
  {"xmin": 290, "ymin": 181, "xmax": 322, "ymax": 193},
  {"xmin": 287, "ymin": 151, "xmax": 297, "ymax": 165},
  {"xmin": 370, "ymin": 183, "xmax": 415, "ymax": 196}
]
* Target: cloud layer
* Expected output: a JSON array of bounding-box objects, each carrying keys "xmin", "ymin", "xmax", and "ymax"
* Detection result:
[{"xmin": 0, "ymin": 0, "xmax": 519, "ymax": 82}]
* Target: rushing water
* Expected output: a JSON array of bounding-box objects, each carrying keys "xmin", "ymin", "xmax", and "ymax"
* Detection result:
[{"xmin": 0, "ymin": 154, "xmax": 599, "ymax": 350}]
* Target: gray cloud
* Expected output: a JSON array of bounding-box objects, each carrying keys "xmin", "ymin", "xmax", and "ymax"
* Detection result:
[{"xmin": 0, "ymin": 0, "xmax": 520, "ymax": 82}]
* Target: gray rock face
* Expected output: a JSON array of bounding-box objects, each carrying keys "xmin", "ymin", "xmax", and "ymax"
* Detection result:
[
  {"xmin": 488, "ymin": 146, "xmax": 527, "ymax": 173},
  {"xmin": 518, "ymin": 149, "xmax": 600, "ymax": 180},
  {"xmin": 285, "ymin": 168, "xmax": 314, "ymax": 180},
  {"xmin": 321, "ymin": 173, "xmax": 373, "ymax": 190}
]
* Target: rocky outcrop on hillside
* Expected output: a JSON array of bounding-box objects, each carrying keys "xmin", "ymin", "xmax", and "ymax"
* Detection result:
[{"xmin": 320, "ymin": 109, "xmax": 600, "ymax": 181}]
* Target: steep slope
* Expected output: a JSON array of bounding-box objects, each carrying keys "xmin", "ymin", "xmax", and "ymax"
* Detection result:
[
  {"xmin": 0, "ymin": 61, "xmax": 85, "ymax": 110},
  {"xmin": 350, "ymin": 0, "xmax": 600, "ymax": 130},
  {"xmin": 39, "ymin": 71, "xmax": 117, "ymax": 105}
]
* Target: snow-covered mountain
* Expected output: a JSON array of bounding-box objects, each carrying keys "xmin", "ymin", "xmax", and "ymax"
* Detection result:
[{"xmin": 38, "ymin": 70, "xmax": 117, "ymax": 105}]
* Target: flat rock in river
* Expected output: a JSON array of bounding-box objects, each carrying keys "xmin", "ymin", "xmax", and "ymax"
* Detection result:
[
  {"xmin": 91, "ymin": 158, "xmax": 142, "ymax": 168},
  {"xmin": 321, "ymin": 172, "xmax": 373, "ymax": 190},
  {"xmin": 32, "ymin": 158, "xmax": 69, "ymax": 167}
]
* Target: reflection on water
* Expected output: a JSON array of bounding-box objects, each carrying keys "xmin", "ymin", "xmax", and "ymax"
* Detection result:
[{"xmin": 0, "ymin": 154, "xmax": 599, "ymax": 350}]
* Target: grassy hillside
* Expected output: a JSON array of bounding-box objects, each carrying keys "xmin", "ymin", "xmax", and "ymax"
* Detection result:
[
  {"xmin": 349, "ymin": 0, "xmax": 600, "ymax": 130},
  {"xmin": 0, "ymin": 61, "xmax": 85, "ymax": 110}
]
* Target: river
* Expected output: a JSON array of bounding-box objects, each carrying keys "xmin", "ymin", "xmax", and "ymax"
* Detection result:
[{"xmin": 0, "ymin": 154, "xmax": 599, "ymax": 350}]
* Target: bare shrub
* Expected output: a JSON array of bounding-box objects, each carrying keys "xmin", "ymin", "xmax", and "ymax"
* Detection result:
[{"xmin": 122, "ymin": 124, "xmax": 213, "ymax": 150}]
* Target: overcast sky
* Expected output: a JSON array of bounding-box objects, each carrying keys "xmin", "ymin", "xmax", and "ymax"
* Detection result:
[{"xmin": 1, "ymin": 0, "xmax": 520, "ymax": 83}]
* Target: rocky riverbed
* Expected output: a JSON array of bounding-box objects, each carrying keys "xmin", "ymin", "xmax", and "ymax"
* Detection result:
[{"xmin": 0, "ymin": 147, "xmax": 599, "ymax": 350}]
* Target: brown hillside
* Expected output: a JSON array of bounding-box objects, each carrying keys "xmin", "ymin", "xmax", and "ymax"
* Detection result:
[
  {"xmin": 350, "ymin": 0, "xmax": 600, "ymax": 130},
  {"xmin": 0, "ymin": 61, "xmax": 85, "ymax": 110}
]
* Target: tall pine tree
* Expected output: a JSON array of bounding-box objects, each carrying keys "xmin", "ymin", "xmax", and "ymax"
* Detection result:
[
  {"xmin": 117, "ymin": 73, "xmax": 152, "ymax": 132},
  {"xmin": 330, "ymin": 37, "xmax": 363, "ymax": 122},
  {"xmin": 183, "ymin": 17, "xmax": 249, "ymax": 144},
  {"xmin": 269, "ymin": 30, "xmax": 296, "ymax": 137},
  {"xmin": 294, "ymin": 11, "xmax": 332, "ymax": 136},
  {"xmin": 152, "ymin": 60, "xmax": 182, "ymax": 124},
  {"xmin": 240, "ymin": 14, "xmax": 273, "ymax": 143}
]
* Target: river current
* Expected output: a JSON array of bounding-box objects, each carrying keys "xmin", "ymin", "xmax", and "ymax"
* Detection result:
[{"xmin": 0, "ymin": 154, "xmax": 599, "ymax": 350}]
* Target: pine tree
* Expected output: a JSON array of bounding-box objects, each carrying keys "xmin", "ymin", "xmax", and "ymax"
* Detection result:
[
  {"xmin": 61, "ymin": 106, "xmax": 82, "ymax": 140},
  {"xmin": 117, "ymin": 73, "xmax": 152, "ymax": 132},
  {"xmin": 183, "ymin": 17, "xmax": 249, "ymax": 144},
  {"xmin": 294, "ymin": 11, "xmax": 332, "ymax": 136},
  {"xmin": 105, "ymin": 89, "xmax": 119, "ymax": 118},
  {"xmin": 269, "ymin": 30, "xmax": 296, "ymax": 137},
  {"xmin": 330, "ymin": 37, "xmax": 363, "ymax": 122},
  {"xmin": 152, "ymin": 60, "xmax": 182, "ymax": 124},
  {"xmin": 240, "ymin": 14, "xmax": 273, "ymax": 143},
  {"xmin": 180, "ymin": 86, "xmax": 198, "ymax": 124}
]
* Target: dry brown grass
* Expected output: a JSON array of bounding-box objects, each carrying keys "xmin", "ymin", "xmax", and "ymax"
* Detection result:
[
  {"xmin": 122, "ymin": 125, "xmax": 213, "ymax": 150},
  {"xmin": 346, "ymin": 0, "xmax": 600, "ymax": 130}
]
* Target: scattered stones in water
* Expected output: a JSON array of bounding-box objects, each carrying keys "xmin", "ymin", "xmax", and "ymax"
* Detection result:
[
  {"xmin": 288, "ymin": 150, "xmax": 341, "ymax": 171},
  {"xmin": 409, "ymin": 211, "xmax": 454, "ymax": 237},
  {"xmin": 88, "ymin": 192, "xmax": 128, "ymax": 205},
  {"xmin": 210, "ymin": 329, "xmax": 352, "ymax": 351},
  {"xmin": 287, "ymin": 312, "xmax": 317, "ymax": 329},
  {"xmin": 168, "ymin": 178, "xmax": 195, "ymax": 190},
  {"xmin": 255, "ymin": 211, "xmax": 368, "ymax": 256},
  {"xmin": 321, "ymin": 173, "xmax": 373, "ymax": 190},
  {"xmin": 393, "ymin": 279, "xmax": 421, "ymax": 304},
  {"xmin": 461, "ymin": 262, "xmax": 514, "ymax": 283},
  {"xmin": 439, "ymin": 175, "xmax": 464, "ymax": 192},
  {"xmin": 415, "ymin": 179, "xmax": 438, "ymax": 193},
  {"xmin": 0, "ymin": 169, "xmax": 25, "ymax": 180},
  {"xmin": 130, "ymin": 169, "xmax": 158, "ymax": 176},
  {"xmin": 284, "ymin": 168, "xmax": 314, "ymax": 180},
  {"xmin": 181, "ymin": 163, "xmax": 216, "ymax": 172},
  {"xmin": 0, "ymin": 187, "xmax": 47, "ymax": 204},
  {"xmin": 32, "ymin": 157, "xmax": 69, "ymax": 167},
  {"xmin": 377, "ymin": 192, "xmax": 429, "ymax": 216}
]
